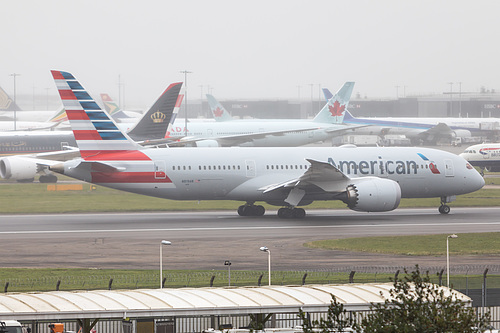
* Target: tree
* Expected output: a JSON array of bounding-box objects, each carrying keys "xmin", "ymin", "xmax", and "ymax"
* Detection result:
[
  {"xmin": 361, "ymin": 266, "xmax": 490, "ymax": 333},
  {"xmin": 298, "ymin": 295, "xmax": 359, "ymax": 333}
]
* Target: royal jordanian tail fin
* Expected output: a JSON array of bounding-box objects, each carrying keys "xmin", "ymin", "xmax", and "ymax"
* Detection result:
[
  {"xmin": 51, "ymin": 70, "xmax": 144, "ymax": 159},
  {"xmin": 127, "ymin": 82, "xmax": 183, "ymax": 141},
  {"xmin": 206, "ymin": 94, "xmax": 233, "ymax": 122},
  {"xmin": 312, "ymin": 82, "xmax": 354, "ymax": 124},
  {"xmin": 0, "ymin": 86, "xmax": 21, "ymax": 112}
]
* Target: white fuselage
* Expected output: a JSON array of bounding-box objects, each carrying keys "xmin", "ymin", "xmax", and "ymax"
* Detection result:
[
  {"xmin": 62, "ymin": 146, "xmax": 484, "ymax": 205},
  {"xmin": 344, "ymin": 116, "xmax": 500, "ymax": 138},
  {"xmin": 165, "ymin": 120, "xmax": 346, "ymax": 146},
  {"xmin": 459, "ymin": 143, "xmax": 500, "ymax": 170}
]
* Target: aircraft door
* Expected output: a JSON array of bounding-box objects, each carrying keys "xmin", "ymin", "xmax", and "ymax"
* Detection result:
[
  {"xmin": 245, "ymin": 160, "xmax": 256, "ymax": 178},
  {"xmin": 444, "ymin": 159, "xmax": 454, "ymax": 177},
  {"xmin": 154, "ymin": 161, "xmax": 167, "ymax": 179},
  {"xmin": 483, "ymin": 150, "xmax": 490, "ymax": 159}
]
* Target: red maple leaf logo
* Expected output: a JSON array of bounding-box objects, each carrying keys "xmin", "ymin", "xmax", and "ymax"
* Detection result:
[
  {"xmin": 213, "ymin": 107, "xmax": 224, "ymax": 117},
  {"xmin": 329, "ymin": 101, "xmax": 345, "ymax": 117}
]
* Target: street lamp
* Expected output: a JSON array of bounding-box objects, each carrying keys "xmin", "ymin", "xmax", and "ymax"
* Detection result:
[
  {"xmin": 179, "ymin": 70, "xmax": 192, "ymax": 135},
  {"xmin": 224, "ymin": 260, "xmax": 232, "ymax": 286},
  {"xmin": 447, "ymin": 234, "xmax": 458, "ymax": 287},
  {"xmin": 9, "ymin": 73, "xmax": 20, "ymax": 131},
  {"xmin": 160, "ymin": 240, "xmax": 172, "ymax": 289},
  {"xmin": 260, "ymin": 246, "xmax": 271, "ymax": 286}
]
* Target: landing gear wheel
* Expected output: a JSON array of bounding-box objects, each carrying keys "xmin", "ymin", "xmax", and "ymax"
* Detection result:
[
  {"xmin": 237, "ymin": 204, "xmax": 265, "ymax": 217},
  {"xmin": 278, "ymin": 208, "xmax": 292, "ymax": 219},
  {"xmin": 292, "ymin": 208, "xmax": 306, "ymax": 219},
  {"xmin": 438, "ymin": 205, "xmax": 450, "ymax": 214}
]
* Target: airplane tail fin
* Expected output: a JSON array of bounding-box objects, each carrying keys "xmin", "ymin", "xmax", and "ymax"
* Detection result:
[
  {"xmin": 100, "ymin": 93, "xmax": 121, "ymax": 115},
  {"xmin": 165, "ymin": 94, "xmax": 184, "ymax": 138},
  {"xmin": 312, "ymin": 82, "xmax": 354, "ymax": 124},
  {"xmin": 206, "ymin": 94, "xmax": 233, "ymax": 121},
  {"xmin": 46, "ymin": 106, "xmax": 68, "ymax": 123},
  {"xmin": 322, "ymin": 88, "xmax": 334, "ymax": 101},
  {"xmin": 0, "ymin": 86, "xmax": 21, "ymax": 111},
  {"xmin": 127, "ymin": 82, "xmax": 183, "ymax": 141},
  {"xmin": 51, "ymin": 70, "xmax": 143, "ymax": 159}
]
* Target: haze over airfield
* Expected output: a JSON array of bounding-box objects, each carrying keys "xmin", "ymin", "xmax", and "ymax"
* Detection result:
[{"xmin": 1, "ymin": 0, "xmax": 499, "ymax": 110}]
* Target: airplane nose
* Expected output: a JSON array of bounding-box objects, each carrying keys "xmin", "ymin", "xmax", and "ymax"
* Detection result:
[{"xmin": 470, "ymin": 168, "xmax": 485, "ymax": 191}]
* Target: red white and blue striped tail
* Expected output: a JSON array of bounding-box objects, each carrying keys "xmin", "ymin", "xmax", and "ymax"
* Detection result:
[{"xmin": 51, "ymin": 70, "xmax": 144, "ymax": 160}]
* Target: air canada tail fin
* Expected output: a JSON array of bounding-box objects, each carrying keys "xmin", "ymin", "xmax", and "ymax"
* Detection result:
[
  {"xmin": 51, "ymin": 70, "xmax": 143, "ymax": 159},
  {"xmin": 312, "ymin": 82, "xmax": 354, "ymax": 124},
  {"xmin": 0, "ymin": 86, "xmax": 21, "ymax": 111},
  {"xmin": 127, "ymin": 82, "xmax": 183, "ymax": 141},
  {"xmin": 206, "ymin": 94, "xmax": 233, "ymax": 121}
]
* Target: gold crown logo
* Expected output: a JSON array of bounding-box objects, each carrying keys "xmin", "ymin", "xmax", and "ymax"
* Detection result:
[{"xmin": 151, "ymin": 111, "xmax": 166, "ymax": 123}]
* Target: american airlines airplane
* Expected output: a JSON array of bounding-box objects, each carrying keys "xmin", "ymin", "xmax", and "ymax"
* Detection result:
[
  {"xmin": 459, "ymin": 143, "xmax": 500, "ymax": 174},
  {"xmin": 323, "ymin": 88, "xmax": 500, "ymax": 144},
  {"xmin": 43, "ymin": 70, "xmax": 485, "ymax": 217}
]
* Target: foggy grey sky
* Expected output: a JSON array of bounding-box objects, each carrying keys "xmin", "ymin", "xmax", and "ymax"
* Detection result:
[{"xmin": 1, "ymin": 0, "xmax": 500, "ymax": 109}]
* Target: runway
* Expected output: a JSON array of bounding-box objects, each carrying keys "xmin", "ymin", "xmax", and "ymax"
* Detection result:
[{"xmin": 1, "ymin": 207, "xmax": 500, "ymax": 272}]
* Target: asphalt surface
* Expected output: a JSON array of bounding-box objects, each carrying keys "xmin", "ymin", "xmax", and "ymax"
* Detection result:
[{"xmin": 1, "ymin": 207, "xmax": 500, "ymax": 273}]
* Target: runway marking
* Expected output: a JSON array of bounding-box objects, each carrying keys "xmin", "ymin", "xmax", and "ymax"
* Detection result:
[{"xmin": 2, "ymin": 221, "xmax": 500, "ymax": 235}]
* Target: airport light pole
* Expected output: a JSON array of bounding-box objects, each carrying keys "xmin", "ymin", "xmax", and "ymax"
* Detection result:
[
  {"xmin": 180, "ymin": 70, "xmax": 192, "ymax": 136},
  {"xmin": 160, "ymin": 240, "xmax": 172, "ymax": 289},
  {"xmin": 260, "ymin": 246, "xmax": 271, "ymax": 286},
  {"xmin": 447, "ymin": 234, "xmax": 458, "ymax": 287},
  {"xmin": 224, "ymin": 260, "xmax": 232, "ymax": 286},
  {"xmin": 9, "ymin": 73, "xmax": 20, "ymax": 131}
]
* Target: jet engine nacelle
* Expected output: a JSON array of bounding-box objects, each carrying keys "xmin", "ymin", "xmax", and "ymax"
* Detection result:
[
  {"xmin": 345, "ymin": 177, "xmax": 401, "ymax": 212},
  {"xmin": 0, "ymin": 156, "xmax": 37, "ymax": 180},
  {"xmin": 452, "ymin": 129, "xmax": 472, "ymax": 139},
  {"xmin": 195, "ymin": 140, "xmax": 220, "ymax": 147}
]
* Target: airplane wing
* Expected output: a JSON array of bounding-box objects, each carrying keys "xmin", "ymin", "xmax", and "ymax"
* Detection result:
[
  {"xmin": 165, "ymin": 126, "xmax": 322, "ymax": 147},
  {"xmin": 418, "ymin": 122, "xmax": 454, "ymax": 141},
  {"xmin": 260, "ymin": 159, "xmax": 350, "ymax": 206},
  {"xmin": 166, "ymin": 125, "xmax": 365, "ymax": 147}
]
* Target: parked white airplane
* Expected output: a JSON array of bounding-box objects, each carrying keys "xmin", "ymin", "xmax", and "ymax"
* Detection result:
[
  {"xmin": 0, "ymin": 107, "xmax": 67, "ymax": 131},
  {"xmin": 43, "ymin": 70, "xmax": 484, "ymax": 217},
  {"xmin": 459, "ymin": 143, "xmax": 500, "ymax": 174},
  {"xmin": 165, "ymin": 82, "xmax": 357, "ymax": 147},
  {"xmin": 323, "ymin": 88, "xmax": 500, "ymax": 144}
]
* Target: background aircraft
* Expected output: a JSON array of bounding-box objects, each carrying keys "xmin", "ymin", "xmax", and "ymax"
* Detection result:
[
  {"xmin": 323, "ymin": 88, "xmax": 500, "ymax": 145},
  {"xmin": 44, "ymin": 70, "xmax": 484, "ymax": 217},
  {"xmin": 459, "ymin": 143, "xmax": 500, "ymax": 174},
  {"xmin": 100, "ymin": 93, "xmax": 142, "ymax": 121},
  {"xmin": 166, "ymin": 82, "xmax": 357, "ymax": 147},
  {"xmin": 0, "ymin": 82, "xmax": 183, "ymax": 182}
]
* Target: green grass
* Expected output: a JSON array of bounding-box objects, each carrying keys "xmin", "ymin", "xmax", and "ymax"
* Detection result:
[
  {"xmin": 0, "ymin": 181, "xmax": 499, "ymax": 214},
  {"xmin": 0, "ymin": 268, "xmax": 498, "ymax": 292},
  {"xmin": 305, "ymin": 232, "xmax": 500, "ymax": 256}
]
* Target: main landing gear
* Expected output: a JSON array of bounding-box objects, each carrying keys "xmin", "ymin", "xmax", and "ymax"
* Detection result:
[
  {"xmin": 438, "ymin": 196, "xmax": 451, "ymax": 214},
  {"xmin": 237, "ymin": 204, "xmax": 265, "ymax": 216},
  {"xmin": 277, "ymin": 207, "xmax": 306, "ymax": 219}
]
